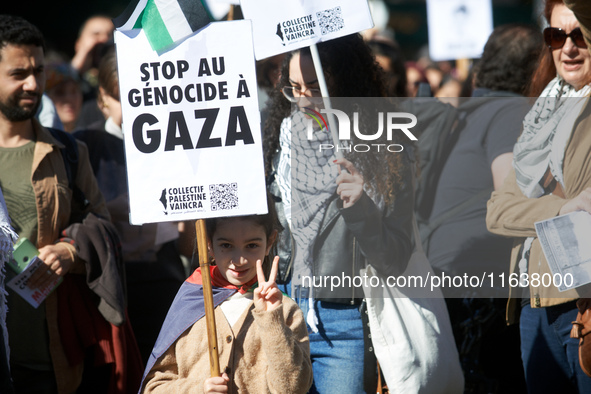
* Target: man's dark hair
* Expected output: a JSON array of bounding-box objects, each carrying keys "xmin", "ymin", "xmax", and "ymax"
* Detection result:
[
  {"xmin": 0, "ymin": 15, "xmax": 45, "ymax": 60},
  {"xmin": 474, "ymin": 24, "xmax": 543, "ymax": 95}
]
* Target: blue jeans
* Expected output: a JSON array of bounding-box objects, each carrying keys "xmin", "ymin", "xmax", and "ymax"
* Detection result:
[
  {"xmin": 281, "ymin": 282, "xmax": 366, "ymax": 394},
  {"xmin": 520, "ymin": 301, "xmax": 591, "ymax": 394}
]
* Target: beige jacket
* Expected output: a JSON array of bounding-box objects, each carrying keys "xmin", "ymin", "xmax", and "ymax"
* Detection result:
[
  {"xmin": 486, "ymin": 102, "xmax": 591, "ymax": 323},
  {"xmin": 142, "ymin": 295, "xmax": 313, "ymax": 393},
  {"xmin": 29, "ymin": 120, "xmax": 110, "ymax": 393}
]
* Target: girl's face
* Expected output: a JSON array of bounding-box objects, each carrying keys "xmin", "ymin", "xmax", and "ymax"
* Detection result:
[{"xmin": 209, "ymin": 218, "xmax": 275, "ymax": 286}]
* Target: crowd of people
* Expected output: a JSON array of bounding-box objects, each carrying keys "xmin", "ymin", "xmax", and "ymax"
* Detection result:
[{"xmin": 2, "ymin": 0, "xmax": 591, "ymax": 392}]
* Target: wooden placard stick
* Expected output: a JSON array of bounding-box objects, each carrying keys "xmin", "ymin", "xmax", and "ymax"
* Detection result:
[
  {"xmin": 195, "ymin": 218, "xmax": 220, "ymax": 377},
  {"xmin": 456, "ymin": 58, "xmax": 471, "ymax": 83}
]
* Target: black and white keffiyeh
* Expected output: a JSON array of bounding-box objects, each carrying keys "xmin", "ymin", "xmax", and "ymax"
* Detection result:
[
  {"xmin": 0, "ymin": 189, "xmax": 16, "ymax": 270},
  {"xmin": 0, "ymin": 188, "xmax": 17, "ymax": 363},
  {"xmin": 277, "ymin": 110, "xmax": 338, "ymax": 332},
  {"xmin": 514, "ymin": 76, "xmax": 590, "ymax": 198},
  {"xmin": 514, "ymin": 76, "xmax": 590, "ymax": 284}
]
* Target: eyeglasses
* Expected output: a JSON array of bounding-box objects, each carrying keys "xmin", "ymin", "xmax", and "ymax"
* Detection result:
[
  {"xmin": 543, "ymin": 27, "xmax": 586, "ymax": 49},
  {"xmin": 282, "ymin": 86, "xmax": 322, "ymax": 103}
]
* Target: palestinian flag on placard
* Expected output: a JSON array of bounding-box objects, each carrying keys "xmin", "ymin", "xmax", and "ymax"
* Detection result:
[{"xmin": 113, "ymin": 0, "xmax": 212, "ymax": 52}]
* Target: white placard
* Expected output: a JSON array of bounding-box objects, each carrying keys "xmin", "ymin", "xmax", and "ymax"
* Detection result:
[
  {"xmin": 205, "ymin": 0, "xmax": 237, "ymax": 20},
  {"xmin": 115, "ymin": 20, "xmax": 267, "ymax": 224},
  {"xmin": 240, "ymin": 0, "xmax": 374, "ymax": 60},
  {"xmin": 211, "ymin": 0, "xmax": 239, "ymax": 5},
  {"xmin": 426, "ymin": 0, "xmax": 493, "ymax": 61}
]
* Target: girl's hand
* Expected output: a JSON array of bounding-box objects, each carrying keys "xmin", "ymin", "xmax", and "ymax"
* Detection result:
[
  {"xmin": 28, "ymin": 243, "xmax": 75, "ymax": 290},
  {"xmin": 254, "ymin": 256, "xmax": 282, "ymax": 312},
  {"xmin": 203, "ymin": 373, "xmax": 229, "ymax": 393},
  {"xmin": 335, "ymin": 158, "xmax": 364, "ymax": 208}
]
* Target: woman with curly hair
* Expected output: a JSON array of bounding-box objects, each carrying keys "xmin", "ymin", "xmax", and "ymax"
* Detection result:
[{"xmin": 264, "ymin": 34, "xmax": 415, "ymax": 393}]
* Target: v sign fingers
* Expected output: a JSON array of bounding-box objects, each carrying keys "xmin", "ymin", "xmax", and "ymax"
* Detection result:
[
  {"xmin": 268, "ymin": 256, "xmax": 279, "ymax": 285},
  {"xmin": 256, "ymin": 258, "xmax": 266, "ymax": 286},
  {"xmin": 254, "ymin": 257, "xmax": 283, "ymax": 312},
  {"xmin": 255, "ymin": 259, "xmax": 270, "ymax": 297}
]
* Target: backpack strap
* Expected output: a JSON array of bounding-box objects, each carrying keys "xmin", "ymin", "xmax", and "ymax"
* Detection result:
[{"xmin": 47, "ymin": 128, "xmax": 89, "ymax": 216}]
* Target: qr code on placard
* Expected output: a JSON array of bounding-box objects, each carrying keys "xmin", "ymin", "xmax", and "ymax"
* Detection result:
[
  {"xmin": 210, "ymin": 183, "xmax": 238, "ymax": 211},
  {"xmin": 317, "ymin": 7, "xmax": 344, "ymax": 35}
]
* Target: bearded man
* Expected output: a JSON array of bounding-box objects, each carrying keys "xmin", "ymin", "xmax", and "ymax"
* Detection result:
[{"xmin": 0, "ymin": 15, "xmax": 141, "ymax": 393}]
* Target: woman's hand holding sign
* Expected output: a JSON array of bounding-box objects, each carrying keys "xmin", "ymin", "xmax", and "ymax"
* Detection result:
[{"xmin": 335, "ymin": 157, "xmax": 364, "ymax": 209}]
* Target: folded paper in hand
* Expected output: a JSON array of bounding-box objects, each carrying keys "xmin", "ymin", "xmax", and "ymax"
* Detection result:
[
  {"xmin": 535, "ymin": 211, "xmax": 591, "ymax": 291},
  {"xmin": 7, "ymin": 256, "xmax": 61, "ymax": 308}
]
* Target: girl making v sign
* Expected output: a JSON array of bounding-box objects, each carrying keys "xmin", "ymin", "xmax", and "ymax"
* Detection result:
[{"xmin": 140, "ymin": 196, "xmax": 312, "ymax": 393}]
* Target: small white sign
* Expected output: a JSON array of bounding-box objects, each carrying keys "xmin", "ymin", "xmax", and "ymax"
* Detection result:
[
  {"xmin": 115, "ymin": 20, "xmax": 267, "ymax": 224},
  {"xmin": 240, "ymin": 0, "xmax": 374, "ymax": 60},
  {"xmin": 535, "ymin": 211, "xmax": 591, "ymax": 292},
  {"xmin": 427, "ymin": 0, "xmax": 493, "ymax": 61},
  {"xmin": 7, "ymin": 257, "xmax": 61, "ymax": 308}
]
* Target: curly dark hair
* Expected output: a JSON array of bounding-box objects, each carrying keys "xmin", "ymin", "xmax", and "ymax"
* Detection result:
[
  {"xmin": 263, "ymin": 34, "xmax": 409, "ymax": 204},
  {"xmin": 367, "ymin": 37, "xmax": 408, "ymax": 98},
  {"xmin": 474, "ymin": 24, "xmax": 543, "ymax": 95},
  {"xmin": 0, "ymin": 15, "xmax": 45, "ymax": 60}
]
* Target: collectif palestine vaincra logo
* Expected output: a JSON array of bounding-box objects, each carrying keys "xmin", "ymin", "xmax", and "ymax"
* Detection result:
[
  {"xmin": 276, "ymin": 14, "xmax": 317, "ymax": 45},
  {"xmin": 276, "ymin": 7, "xmax": 346, "ymax": 45}
]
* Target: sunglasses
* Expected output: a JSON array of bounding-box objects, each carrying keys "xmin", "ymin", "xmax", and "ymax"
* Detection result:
[{"xmin": 543, "ymin": 27, "xmax": 586, "ymax": 50}]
